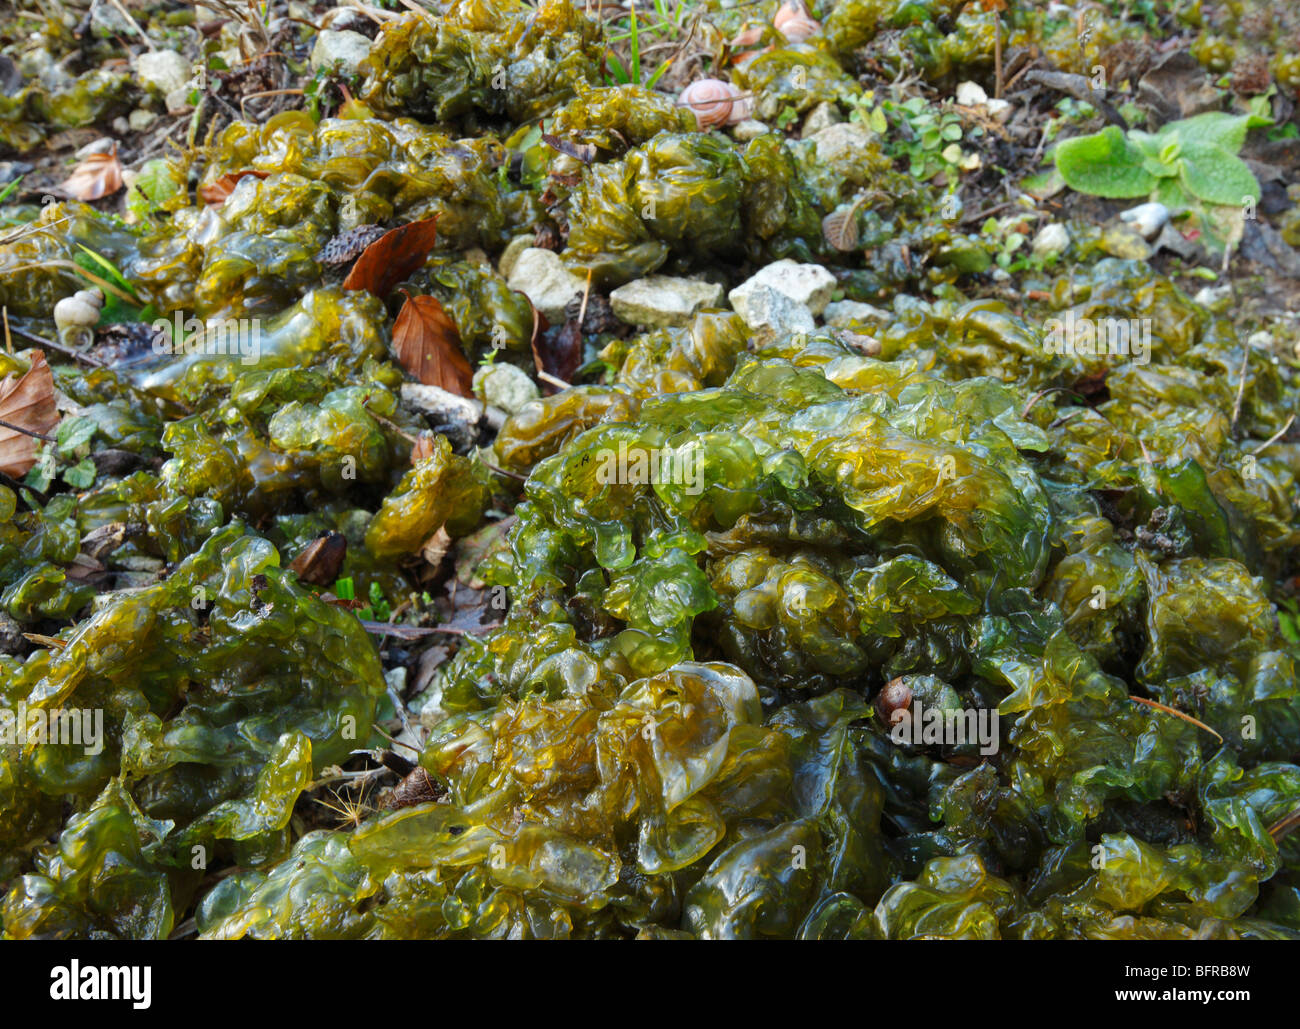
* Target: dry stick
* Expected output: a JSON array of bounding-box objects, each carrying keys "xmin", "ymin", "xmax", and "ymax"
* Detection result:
[
  {"xmin": 108, "ymin": 0, "xmax": 157, "ymax": 51},
  {"xmin": 1229, "ymin": 343, "xmax": 1250, "ymax": 434},
  {"xmin": 994, "ymin": 17, "xmax": 1002, "ymax": 99},
  {"xmin": 1251, "ymin": 413, "xmax": 1296, "ymax": 455},
  {"xmin": 577, "ymin": 268, "xmax": 594, "ymax": 329},
  {"xmin": 7, "ymin": 325, "xmax": 105, "ymax": 368},
  {"xmin": 481, "ymin": 459, "xmax": 526, "ymax": 482},
  {"xmin": 0, "ymin": 418, "xmax": 55, "ymax": 442},
  {"xmin": 1268, "ymin": 807, "xmax": 1300, "ymax": 842},
  {"xmin": 2, "ymin": 306, "xmax": 11, "ymax": 355},
  {"xmin": 537, "ymin": 370, "xmax": 572, "ymax": 391},
  {"xmin": 1128, "ymin": 695, "xmax": 1223, "ymax": 743},
  {"xmin": 239, "ymin": 88, "xmax": 303, "ymax": 120}
]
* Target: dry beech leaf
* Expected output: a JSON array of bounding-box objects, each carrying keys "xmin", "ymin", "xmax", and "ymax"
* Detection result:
[
  {"xmin": 342, "ymin": 217, "xmax": 441, "ymax": 298},
  {"xmin": 392, "ymin": 291, "xmax": 473, "ymax": 396},
  {"xmin": 0, "ymin": 350, "xmax": 59, "ymax": 477},
  {"xmin": 410, "ymin": 432, "xmax": 437, "ymax": 465},
  {"xmin": 288, "ymin": 531, "xmax": 348, "ymax": 587},
  {"xmin": 198, "ymin": 169, "xmax": 270, "ymax": 205},
  {"xmin": 532, "ymin": 318, "xmax": 582, "ymax": 393},
  {"xmin": 59, "ymin": 147, "xmax": 124, "ymax": 201},
  {"xmin": 822, "ymin": 208, "xmax": 860, "ymax": 252},
  {"xmin": 541, "ymin": 133, "xmax": 597, "ymax": 164}
]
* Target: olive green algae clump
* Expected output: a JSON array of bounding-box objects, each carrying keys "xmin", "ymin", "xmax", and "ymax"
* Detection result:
[{"xmin": 1, "ymin": 0, "xmax": 1300, "ymax": 941}]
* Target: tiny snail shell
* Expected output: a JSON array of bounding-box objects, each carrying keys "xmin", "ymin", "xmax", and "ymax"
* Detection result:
[
  {"xmin": 53, "ymin": 289, "xmax": 104, "ymax": 330},
  {"xmin": 680, "ymin": 77, "xmax": 742, "ymax": 129},
  {"xmin": 774, "ymin": 2, "xmax": 821, "ymax": 43}
]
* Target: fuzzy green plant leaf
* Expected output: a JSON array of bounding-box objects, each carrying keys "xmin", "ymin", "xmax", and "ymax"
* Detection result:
[
  {"xmin": 1053, "ymin": 125, "xmax": 1156, "ymax": 199},
  {"xmin": 1178, "ymin": 141, "xmax": 1261, "ymax": 206}
]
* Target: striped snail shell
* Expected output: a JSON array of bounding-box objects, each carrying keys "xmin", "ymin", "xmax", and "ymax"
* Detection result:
[
  {"xmin": 774, "ymin": 2, "xmax": 821, "ymax": 43},
  {"xmin": 680, "ymin": 78, "xmax": 742, "ymax": 129}
]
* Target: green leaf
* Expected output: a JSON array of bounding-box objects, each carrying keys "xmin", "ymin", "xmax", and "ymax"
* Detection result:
[
  {"xmin": 61, "ymin": 457, "xmax": 97, "ymax": 489},
  {"xmin": 1054, "ymin": 126, "xmax": 1157, "ymax": 199},
  {"xmin": 56, "ymin": 416, "xmax": 98, "ymax": 457},
  {"xmin": 1153, "ymin": 177, "xmax": 1188, "ymax": 209},
  {"xmin": 1177, "ymin": 142, "xmax": 1260, "ymax": 206},
  {"xmin": 0, "ymin": 175, "xmax": 23, "ymax": 204},
  {"xmin": 1161, "ymin": 111, "xmax": 1262, "ymax": 154},
  {"xmin": 127, "ymin": 158, "xmax": 183, "ymax": 220}
]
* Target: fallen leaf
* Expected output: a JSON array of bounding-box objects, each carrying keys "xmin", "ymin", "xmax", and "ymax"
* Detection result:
[
  {"xmin": 380, "ymin": 766, "xmax": 446, "ymax": 811},
  {"xmin": 288, "ymin": 531, "xmax": 348, "ymax": 587},
  {"xmin": 59, "ymin": 147, "xmax": 124, "ymax": 202},
  {"xmin": 532, "ymin": 319, "xmax": 582, "ymax": 393},
  {"xmin": 343, "ymin": 217, "xmax": 440, "ymax": 298},
  {"xmin": 0, "ymin": 351, "xmax": 59, "ymax": 478},
  {"xmin": 392, "ymin": 291, "xmax": 473, "ymax": 396},
  {"xmin": 541, "ymin": 133, "xmax": 597, "ymax": 164},
  {"xmin": 421, "ymin": 526, "xmax": 453, "ymax": 568},
  {"xmin": 198, "ymin": 169, "xmax": 269, "ymax": 206},
  {"xmin": 822, "ymin": 208, "xmax": 860, "ymax": 251},
  {"xmin": 410, "ymin": 431, "xmax": 437, "ymax": 465}
]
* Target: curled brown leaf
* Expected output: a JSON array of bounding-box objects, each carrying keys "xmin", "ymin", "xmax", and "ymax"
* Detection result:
[
  {"xmin": 0, "ymin": 351, "xmax": 59, "ymax": 478},
  {"xmin": 392, "ymin": 291, "xmax": 473, "ymax": 396},
  {"xmin": 342, "ymin": 217, "xmax": 441, "ymax": 298}
]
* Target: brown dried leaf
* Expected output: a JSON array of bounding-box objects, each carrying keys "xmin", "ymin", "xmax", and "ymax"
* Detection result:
[
  {"xmin": 59, "ymin": 148, "xmax": 124, "ymax": 202},
  {"xmin": 288, "ymin": 531, "xmax": 348, "ymax": 587},
  {"xmin": 392, "ymin": 292, "xmax": 473, "ymax": 396},
  {"xmin": 541, "ymin": 133, "xmax": 597, "ymax": 164},
  {"xmin": 0, "ymin": 351, "xmax": 59, "ymax": 477},
  {"xmin": 822, "ymin": 208, "xmax": 860, "ymax": 252},
  {"xmin": 531, "ymin": 318, "xmax": 581, "ymax": 394},
  {"xmin": 342, "ymin": 217, "xmax": 440, "ymax": 298},
  {"xmin": 380, "ymin": 767, "xmax": 447, "ymax": 811},
  {"xmin": 410, "ymin": 431, "xmax": 437, "ymax": 465},
  {"xmin": 198, "ymin": 169, "xmax": 269, "ymax": 206}
]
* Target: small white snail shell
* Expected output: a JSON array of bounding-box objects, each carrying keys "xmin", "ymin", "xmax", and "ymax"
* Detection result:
[
  {"xmin": 53, "ymin": 287, "xmax": 104, "ymax": 330},
  {"xmin": 680, "ymin": 78, "xmax": 747, "ymax": 129},
  {"xmin": 774, "ymin": 2, "xmax": 821, "ymax": 43}
]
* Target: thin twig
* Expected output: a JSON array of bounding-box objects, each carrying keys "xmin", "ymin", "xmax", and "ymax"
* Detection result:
[
  {"xmin": 108, "ymin": 0, "xmax": 157, "ymax": 50},
  {"xmin": 1251, "ymin": 413, "xmax": 1296, "ymax": 455},
  {"xmin": 481, "ymin": 459, "xmax": 526, "ymax": 482},
  {"xmin": 1229, "ymin": 343, "xmax": 1250, "ymax": 434},
  {"xmin": 1128, "ymin": 695, "xmax": 1223, "ymax": 743},
  {"xmin": 537, "ymin": 370, "xmax": 572, "ymax": 391},
  {"xmin": 0, "ymin": 418, "xmax": 55, "ymax": 442},
  {"xmin": 1268, "ymin": 807, "xmax": 1300, "ymax": 842},
  {"xmin": 6, "ymin": 325, "xmax": 105, "ymax": 367}
]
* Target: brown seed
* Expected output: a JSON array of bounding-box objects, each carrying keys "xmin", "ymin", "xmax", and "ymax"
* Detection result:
[{"xmin": 875, "ymin": 676, "xmax": 913, "ymax": 725}]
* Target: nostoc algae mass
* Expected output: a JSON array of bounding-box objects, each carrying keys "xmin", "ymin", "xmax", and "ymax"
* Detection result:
[{"xmin": 0, "ymin": 0, "xmax": 1299, "ymax": 940}]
